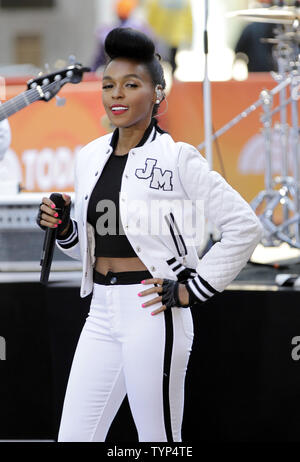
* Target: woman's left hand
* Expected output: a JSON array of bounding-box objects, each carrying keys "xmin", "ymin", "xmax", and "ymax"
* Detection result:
[{"xmin": 138, "ymin": 278, "xmax": 189, "ymax": 316}]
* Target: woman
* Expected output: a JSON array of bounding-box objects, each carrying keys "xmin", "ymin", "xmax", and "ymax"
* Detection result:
[{"xmin": 37, "ymin": 27, "xmax": 262, "ymax": 442}]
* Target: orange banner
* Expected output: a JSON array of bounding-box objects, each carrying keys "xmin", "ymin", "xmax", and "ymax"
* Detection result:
[
  {"xmin": 2, "ymin": 79, "xmax": 106, "ymax": 193},
  {"xmin": 1, "ymin": 73, "xmax": 294, "ymax": 208}
]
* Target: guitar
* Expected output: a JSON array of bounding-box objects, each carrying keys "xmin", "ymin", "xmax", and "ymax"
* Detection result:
[{"xmin": 0, "ymin": 62, "xmax": 90, "ymax": 122}]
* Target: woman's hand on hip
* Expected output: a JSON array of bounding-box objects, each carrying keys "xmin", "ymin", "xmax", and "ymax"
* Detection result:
[{"xmin": 138, "ymin": 278, "xmax": 189, "ymax": 316}]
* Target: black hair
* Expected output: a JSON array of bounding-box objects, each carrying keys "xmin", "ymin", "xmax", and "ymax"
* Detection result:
[{"xmin": 104, "ymin": 27, "xmax": 166, "ymax": 116}]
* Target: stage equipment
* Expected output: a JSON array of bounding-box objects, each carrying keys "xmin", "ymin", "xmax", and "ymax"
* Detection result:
[
  {"xmin": 227, "ymin": 5, "xmax": 300, "ymax": 24},
  {"xmin": 199, "ymin": 2, "xmax": 300, "ymax": 249}
]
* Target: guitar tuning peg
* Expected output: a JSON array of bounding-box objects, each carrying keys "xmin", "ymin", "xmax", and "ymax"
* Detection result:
[{"xmin": 55, "ymin": 95, "xmax": 66, "ymax": 107}]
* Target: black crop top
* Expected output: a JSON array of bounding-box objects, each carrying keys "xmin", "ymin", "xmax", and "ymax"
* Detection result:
[
  {"xmin": 87, "ymin": 151, "xmax": 136, "ymax": 257},
  {"xmin": 87, "ymin": 119, "xmax": 164, "ymax": 258}
]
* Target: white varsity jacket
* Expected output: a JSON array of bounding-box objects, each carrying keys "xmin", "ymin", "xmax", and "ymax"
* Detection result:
[{"xmin": 56, "ymin": 122, "xmax": 263, "ymax": 300}]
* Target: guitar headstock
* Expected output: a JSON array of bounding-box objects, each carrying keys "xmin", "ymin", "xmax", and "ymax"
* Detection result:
[{"xmin": 26, "ymin": 62, "xmax": 90, "ymax": 102}]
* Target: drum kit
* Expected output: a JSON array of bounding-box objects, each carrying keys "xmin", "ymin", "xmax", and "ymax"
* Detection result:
[{"xmin": 201, "ymin": 2, "xmax": 300, "ymax": 249}]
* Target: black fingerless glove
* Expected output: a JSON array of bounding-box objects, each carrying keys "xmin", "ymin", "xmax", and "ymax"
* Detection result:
[
  {"xmin": 36, "ymin": 193, "xmax": 71, "ymax": 236},
  {"xmin": 56, "ymin": 197, "xmax": 71, "ymax": 239},
  {"xmin": 166, "ymin": 257, "xmax": 216, "ymax": 308},
  {"xmin": 36, "ymin": 203, "xmax": 46, "ymax": 231},
  {"xmin": 161, "ymin": 279, "xmax": 190, "ymax": 310}
]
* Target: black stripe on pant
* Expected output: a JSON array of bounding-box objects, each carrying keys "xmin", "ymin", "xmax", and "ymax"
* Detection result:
[{"xmin": 163, "ymin": 308, "xmax": 174, "ymax": 442}]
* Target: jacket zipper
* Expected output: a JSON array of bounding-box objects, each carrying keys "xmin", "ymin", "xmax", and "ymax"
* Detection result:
[{"xmin": 164, "ymin": 212, "xmax": 187, "ymax": 257}]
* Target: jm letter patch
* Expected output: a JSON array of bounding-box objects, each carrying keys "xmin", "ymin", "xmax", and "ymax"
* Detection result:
[{"xmin": 135, "ymin": 158, "xmax": 173, "ymax": 191}]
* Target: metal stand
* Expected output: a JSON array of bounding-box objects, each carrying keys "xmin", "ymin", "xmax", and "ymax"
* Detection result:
[
  {"xmin": 198, "ymin": 15, "xmax": 300, "ymax": 250},
  {"xmin": 251, "ymin": 21, "xmax": 300, "ymax": 248}
]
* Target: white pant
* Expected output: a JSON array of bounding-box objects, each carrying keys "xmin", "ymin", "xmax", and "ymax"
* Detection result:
[{"xmin": 58, "ymin": 272, "xmax": 194, "ymax": 442}]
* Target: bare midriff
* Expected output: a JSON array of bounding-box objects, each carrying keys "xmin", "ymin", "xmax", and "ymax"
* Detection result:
[{"xmin": 95, "ymin": 256, "xmax": 148, "ymax": 275}]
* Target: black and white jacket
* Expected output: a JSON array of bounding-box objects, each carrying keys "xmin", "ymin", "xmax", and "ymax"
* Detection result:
[{"xmin": 56, "ymin": 122, "xmax": 263, "ymax": 301}]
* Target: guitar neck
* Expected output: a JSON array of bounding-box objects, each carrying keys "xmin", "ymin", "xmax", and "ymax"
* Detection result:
[{"xmin": 0, "ymin": 87, "xmax": 40, "ymax": 122}]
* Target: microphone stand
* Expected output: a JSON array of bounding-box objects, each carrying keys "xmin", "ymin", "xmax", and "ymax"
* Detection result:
[
  {"xmin": 203, "ymin": 0, "xmax": 213, "ymax": 171},
  {"xmin": 201, "ymin": 0, "xmax": 216, "ymax": 256}
]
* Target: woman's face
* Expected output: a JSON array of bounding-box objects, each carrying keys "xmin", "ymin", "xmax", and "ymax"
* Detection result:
[{"xmin": 102, "ymin": 58, "xmax": 157, "ymax": 129}]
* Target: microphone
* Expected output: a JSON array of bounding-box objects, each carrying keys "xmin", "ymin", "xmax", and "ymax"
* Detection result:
[{"xmin": 40, "ymin": 193, "xmax": 66, "ymax": 285}]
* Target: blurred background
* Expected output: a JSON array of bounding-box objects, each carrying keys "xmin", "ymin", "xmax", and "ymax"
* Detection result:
[{"xmin": 0, "ymin": 0, "xmax": 251, "ymax": 82}]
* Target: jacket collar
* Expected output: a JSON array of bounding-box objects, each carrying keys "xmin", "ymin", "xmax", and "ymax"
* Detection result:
[{"xmin": 109, "ymin": 118, "xmax": 167, "ymax": 152}]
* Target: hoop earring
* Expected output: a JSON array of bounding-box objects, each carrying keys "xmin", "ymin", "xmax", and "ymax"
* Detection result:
[{"xmin": 155, "ymin": 97, "xmax": 168, "ymax": 118}]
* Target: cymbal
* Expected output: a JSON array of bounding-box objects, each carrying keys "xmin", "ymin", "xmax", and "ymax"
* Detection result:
[
  {"xmin": 227, "ymin": 7, "xmax": 300, "ymax": 24},
  {"xmin": 260, "ymin": 38, "xmax": 280, "ymax": 44},
  {"xmin": 261, "ymin": 31, "xmax": 300, "ymax": 43}
]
